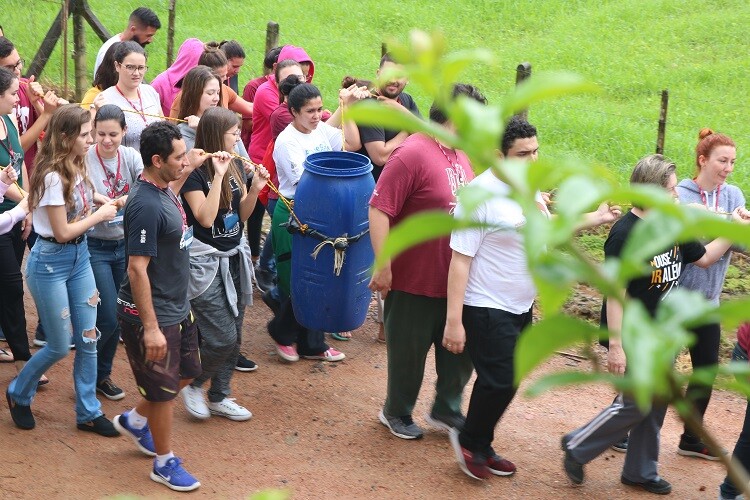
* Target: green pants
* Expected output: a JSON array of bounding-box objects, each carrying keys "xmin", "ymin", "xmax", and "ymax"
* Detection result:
[
  {"xmin": 271, "ymin": 199, "xmax": 292, "ymax": 298},
  {"xmin": 383, "ymin": 290, "xmax": 474, "ymax": 417}
]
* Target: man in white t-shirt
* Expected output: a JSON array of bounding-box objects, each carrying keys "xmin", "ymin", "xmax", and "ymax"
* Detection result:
[
  {"xmin": 93, "ymin": 7, "xmax": 161, "ymax": 77},
  {"xmin": 443, "ymin": 117, "xmax": 618, "ymax": 480}
]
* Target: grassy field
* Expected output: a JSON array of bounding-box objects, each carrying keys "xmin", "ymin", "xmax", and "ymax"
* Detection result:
[{"xmin": 6, "ymin": 0, "xmax": 750, "ymax": 189}]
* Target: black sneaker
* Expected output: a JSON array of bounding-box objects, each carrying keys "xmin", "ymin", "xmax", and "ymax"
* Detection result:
[
  {"xmin": 621, "ymin": 476, "xmax": 672, "ymax": 495},
  {"xmin": 561, "ymin": 437, "xmax": 584, "ymax": 485},
  {"xmin": 677, "ymin": 435, "xmax": 723, "ymax": 461},
  {"xmin": 97, "ymin": 378, "xmax": 125, "ymax": 400},
  {"xmin": 612, "ymin": 435, "xmax": 628, "ymax": 453},
  {"xmin": 77, "ymin": 415, "xmax": 121, "ymax": 437},
  {"xmin": 6, "ymin": 388, "xmax": 35, "ymax": 430},
  {"xmin": 261, "ymin": 290, "xmax": 281, "ymax": 315},
  {"xmin": 235, "ymin": 354, "xmax": 258, "ymax": 372}
]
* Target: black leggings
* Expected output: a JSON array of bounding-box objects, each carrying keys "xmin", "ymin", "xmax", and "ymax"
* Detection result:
[
  {"xmin": 683, "ymin": 322, "xmax": 721, "ymax": 438},
  {"xmin": 246, "ymin": 199, "xmax": 266, "ymax": 257},
  {"xmin": 0, "ymin": 223, "xmax": 30, "ymax": 362}
]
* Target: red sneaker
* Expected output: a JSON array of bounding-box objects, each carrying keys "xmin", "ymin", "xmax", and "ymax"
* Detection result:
[
  {"xmin": 275, "ymin": 344, "xmax": 299, "ymax": 362},
  {"xmin": 487, "ymin": 453, "xmax": 516, "ymax": 476},
  {"xmin": 449, "ymin": 429, "xmax": 490, "ymax": 480}
]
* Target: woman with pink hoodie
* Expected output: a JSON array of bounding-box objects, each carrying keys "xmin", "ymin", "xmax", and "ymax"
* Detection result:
[{"xmin": 151, "ymin": 38, "xmax": 204, "ymax": 116}]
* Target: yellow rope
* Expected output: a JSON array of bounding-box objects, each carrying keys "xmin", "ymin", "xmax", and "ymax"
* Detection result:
[
  {"xmin": 311, "ymin": 237, "xmax": 348, "ymax": 276},
  {"xmin": 121, "ymin": 109, "xmax": 187, "ymax": 123}
]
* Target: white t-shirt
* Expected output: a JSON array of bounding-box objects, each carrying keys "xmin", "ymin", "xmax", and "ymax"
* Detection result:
[
  {"xmin": 450, "ymin": 168, "xmax": 548, "ymax": 314},
  {"xmin": 272, "ymin": 122, "xmax": 343, "ymax": 198},
  {"xmin": 100, "ymin": 84, "xmax": 162, "ymax": 151},
  {"xmin": 93, "ymin": 34, "xmax": 121, "ymax": 77},
  {"xmin": 33, "ymin": 172, "xmax": 94, "ymax": 238}
]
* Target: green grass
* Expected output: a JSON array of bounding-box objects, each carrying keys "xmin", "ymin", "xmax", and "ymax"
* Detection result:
[{"xmin": 6, "ymin": 0, "xmax": 750, "ymax": 190}]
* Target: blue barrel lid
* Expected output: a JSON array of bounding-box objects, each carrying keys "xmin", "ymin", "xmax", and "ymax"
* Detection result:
[{"xmin": 304, "ymin": 151, "xmax": 373, "ymax": 177}]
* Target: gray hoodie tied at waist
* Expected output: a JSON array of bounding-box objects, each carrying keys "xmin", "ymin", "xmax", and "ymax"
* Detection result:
[{"xmin": 188, "ymin": 236, "xmax": 254, "ymax": 316}]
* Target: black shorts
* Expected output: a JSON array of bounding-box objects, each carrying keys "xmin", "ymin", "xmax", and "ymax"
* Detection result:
[{"xmin": 118, "ymin": 311, "xmax": 202, "ymax": 402}]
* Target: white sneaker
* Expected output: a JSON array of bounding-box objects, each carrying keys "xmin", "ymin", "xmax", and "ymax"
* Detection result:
[
  {"xmin": 180, "ymin": 385, "xmax": 210, "ymax": 420},
  {"xmin": 207, "ymin": 398, "xmax": 252, "ymax": 421}
]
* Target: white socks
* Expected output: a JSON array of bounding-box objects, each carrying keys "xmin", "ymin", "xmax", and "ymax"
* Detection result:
[
  {"xmin": 156, "ymin": 452, "xmax": 175, "ymax": 468},
  {"xmin": 127, "ymin": 408, "xmax": 148, "ymax": 429}
]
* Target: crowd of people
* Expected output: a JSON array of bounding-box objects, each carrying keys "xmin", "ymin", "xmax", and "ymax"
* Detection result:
[{"xmin": 1, "ymin": 8, "xmax": 750, "ymax": 498}]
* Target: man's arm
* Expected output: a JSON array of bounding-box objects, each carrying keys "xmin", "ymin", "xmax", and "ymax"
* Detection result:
[
  {"xmin": 128, "ymin": 255, "xmax": 167, "ymax": 361},
  {"xmin": 364, "ymin": 131, "xmax": 409, "ymax": 166},
  {"xmin": 368, "ymin": 206, "xmax": 392, "ymax": 297},
  {"xmin": 443, "ymin": 250, "xmax": 472, "ymax": 354}
]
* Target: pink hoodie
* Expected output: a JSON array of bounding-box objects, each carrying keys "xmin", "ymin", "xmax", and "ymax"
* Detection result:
[
  {"xmin": 151, "ymin": 38, "xmax": 204, "ymax": 116},
  {"xmin": 249, "ymin": 45, "xmax": 315, "ymax": 162}
]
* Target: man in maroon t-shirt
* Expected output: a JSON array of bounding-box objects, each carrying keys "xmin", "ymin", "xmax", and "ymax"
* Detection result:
[{"xmin": 369, "ymin": 84, "xmax": 486, "ymax": 440}]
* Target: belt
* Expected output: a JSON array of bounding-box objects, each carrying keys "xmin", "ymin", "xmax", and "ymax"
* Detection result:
[{"xmin": 39, "ymin": 234, "xmax": 85, "ymax": 245}]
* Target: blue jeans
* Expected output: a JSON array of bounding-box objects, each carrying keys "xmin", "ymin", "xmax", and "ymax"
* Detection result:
[
  {"xmin": 10, "ymin": 238, "xmax": 102, "ymax": 424},
  {"xmin": 87, "ymin": 237, "xmax": 125, "ymax": 383},
  {"xmin": 259, "ymin": 198, "xmax": 277, "ymax": 272}
]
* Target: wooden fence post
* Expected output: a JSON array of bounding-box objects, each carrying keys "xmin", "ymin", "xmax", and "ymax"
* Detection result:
[
  {"xmin": 166, "ymin": 0, "xmax": 177, "ymax": 67},
  {"xmin": 515, "ymin": 62, "xmax": 532, "ymax": 120},
  {"xmin": 264, "ymin": 21, "xmax": 280, "ymax": 75},
  {"xmin": 656, "ymin": 89, "xmax": 669, "ymax": 155},
  {"xmin": 72, "ymin": 0, "xmax": 86, "ymax": 101}
]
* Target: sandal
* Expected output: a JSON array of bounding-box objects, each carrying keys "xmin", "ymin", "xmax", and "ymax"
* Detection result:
[
  {"xmin": 0, "ymin": 348, "xmax": 13, "ymax": 363},
  {"xmin": 330, "ymin": 332, "xmax": 352, "ymax": 341}
]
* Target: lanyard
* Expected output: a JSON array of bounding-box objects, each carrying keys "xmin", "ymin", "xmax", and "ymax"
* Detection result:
[
  {"xmin": 435, "ymin": 139, "xmax": 459, "ymax": 167},
  {"xmin": 139, "ymin": 175, "xmax": 187, "ymax": 229},
  {"xmin": 96, "ymin": 144, "xmax": 122, "ymax": 198},
  {"xmin": 115, "ymin": 85, "xmax": 148, "ymax": 125},
  {"xmin": 696, "ymin": 181, "xmax": 721, "ymax": 212},
  {"xmin": 76, "ymin": 180, "xmax": 90, "ymax": 214},
  {"xmin": 0, "ymin": 118, "xmax": 19, "ymax": 169}
]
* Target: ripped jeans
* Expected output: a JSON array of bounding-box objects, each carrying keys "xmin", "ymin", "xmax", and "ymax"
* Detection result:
[{"xmin": 9, "ymin": 238, "xmax": 103, "ymax": 424}]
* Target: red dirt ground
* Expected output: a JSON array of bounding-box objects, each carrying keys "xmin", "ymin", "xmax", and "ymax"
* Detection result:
[{"xmin": 1, "ymin": 286, "xmax": 745, "ymax": 499}]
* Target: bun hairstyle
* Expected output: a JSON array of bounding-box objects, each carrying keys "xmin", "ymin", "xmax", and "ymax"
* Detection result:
[
  {"xmin": 341, "ymin": 75, "xmax": 372, "ymax": 89},
  {"xmin": 695, "ymin": 127, "xmax": 735, "ymax": 173},
  {"xmin": 198, "ymin": 42, "xmax": 228, "ymax": 71},
  {"xmin": 277, "ymin": 74, "xmax": 304, "ymax": 103}
]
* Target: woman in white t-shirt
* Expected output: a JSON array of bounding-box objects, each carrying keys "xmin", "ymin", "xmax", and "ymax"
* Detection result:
[
  {"xmin": 269, "ymin": 83, "xmax": 366, "ymax": 362},
  {"xmin": 7, "ymin": 105, "xmax": 120, "ymax": 435},
  {"xmin": 99, "ymin": 41, "xmax": 162, "ymax": 151}
]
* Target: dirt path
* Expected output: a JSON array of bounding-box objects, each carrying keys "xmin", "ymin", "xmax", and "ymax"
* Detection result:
[{"xmin": 1, "ymin": 288, "xmax": 744, "ymax": 499}]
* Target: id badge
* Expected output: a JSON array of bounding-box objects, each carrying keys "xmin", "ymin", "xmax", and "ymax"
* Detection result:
[
  {"xmin": 180, "ymin": 225, "xmax": 194, "ymax": 250},
  {"xmin": 223, "ymin": 211, "xmax": 239, "ymax": 231},
  {"xmin": 108, "ymin": 208, "xmax": 125, "ymax": 226}
]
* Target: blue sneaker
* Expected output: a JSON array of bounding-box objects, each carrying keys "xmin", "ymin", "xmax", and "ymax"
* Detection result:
[
  {"xmin": 112, "ymin": 412, "xmax": 156, "ymax": 457},
  {"xmin": 150, "ymin": 457, "xmax": 200, "ymax": 492}
]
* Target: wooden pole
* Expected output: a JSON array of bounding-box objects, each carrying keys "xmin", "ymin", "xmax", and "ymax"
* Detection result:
[
  {"xmin": 62, "ymin": 0, "xmax": 69, "ymax": 98},
  {"xmin": 166, "ymin": 0, "xmax": 177, "ymax": 67},
  {"xmin": 264, "ymin": 21, "xmax": 279, "ymax": 75},
  {"xmin": 72, "ymin": 0, "xmax": 86, "ymax": 101},
  {"xmin": 656, "ymin": 89, "xmax": 669, "ymax": 155},
  {"xmin": 81, "ymin": 0, "xmax": 111, "ymax": 42},
  {"xmin": 515, "ymin": 62, "xmax": 532, "ymax": 120}
]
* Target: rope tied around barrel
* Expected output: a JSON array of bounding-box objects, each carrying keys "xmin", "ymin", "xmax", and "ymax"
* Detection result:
[{"xmin": 284, "ymin": 217, "xmax": 370, "ymax": 276}]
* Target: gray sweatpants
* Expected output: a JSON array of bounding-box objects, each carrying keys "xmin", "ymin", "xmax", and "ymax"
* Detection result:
[
  {"xmin": 190, "ymin": 255, "xmax": 244, "ymax": 403},
  {"xmin": 563, "ymin": 393, "xmax": 667, "ymax": 482}
]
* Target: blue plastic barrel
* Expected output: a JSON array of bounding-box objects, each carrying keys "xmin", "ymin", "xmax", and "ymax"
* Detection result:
[{"xmin": 291, "ymin": 151, "xmax": 375, "ymax": 332}]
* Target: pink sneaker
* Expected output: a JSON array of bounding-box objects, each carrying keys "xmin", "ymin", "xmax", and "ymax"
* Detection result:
[
  {"xmin": 276, "ymin": 343, "xmax": 299, "ymax": 362},
  {"xmin": 302, "ymin": 348, "xmax": 345, "ymax": 362}
]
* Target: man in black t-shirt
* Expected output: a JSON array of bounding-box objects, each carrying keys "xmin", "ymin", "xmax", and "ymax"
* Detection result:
[
  {"xmin": 112, "ymin": 122, "xmax": 203, "ymax": 492},
  {"xmin": 562, "ymin": 154, "xmax": 747, "ymax": 495},
  {"xmin": 355, "ymin": 53, "xmax": 422, "ymax": 182}
]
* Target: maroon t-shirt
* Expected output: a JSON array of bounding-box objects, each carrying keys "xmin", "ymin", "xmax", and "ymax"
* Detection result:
[
  {"xmin": 14, "ymin": 79, "xmax": 40, "ymax": 174},
  {"xmin": 370, "ymin": 133, "xmax": 473, "ymax": 298}
]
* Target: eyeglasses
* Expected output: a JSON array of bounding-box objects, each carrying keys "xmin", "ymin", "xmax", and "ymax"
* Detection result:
[
  {"xmin": 225, "ymin": 131, "xmax": 241, "ymax": 139},
  {"xmin": 121, "ymin": 64, "xmax": 148, "ymax": 74},
  {"xmin": 2, "ymin": 59, "xmax": 23, "ymax": 72}
]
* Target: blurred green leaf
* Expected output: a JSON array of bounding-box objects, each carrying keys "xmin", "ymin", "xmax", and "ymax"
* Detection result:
[
  {"xmin": 515, "ymin": 314, "xmax": 602, "ymax": 383},
  {"xmin": 525, "ymin": 371, "xmax": 621, "ymax": 398},
  {"xmin": 501, "ymin": 72, "xmax": 598, "ymax": 119}
]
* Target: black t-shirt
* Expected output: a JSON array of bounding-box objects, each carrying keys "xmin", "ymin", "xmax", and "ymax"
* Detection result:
[
  {"xmin": 180, "ymin": 164, "xmax": 247, "ymax": 252},
  {"xmin": 117, "ymin": 179, "xmax": 191, "ymax": 326},
  {"xmin": 355, "ymin": 92, "xmax": 421, "ymax": 181},
  {"xmin": 600, "ymin": 211, "xmax": 706, "ymax": 328}
]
